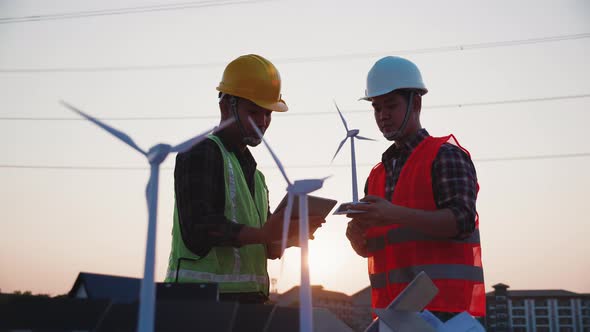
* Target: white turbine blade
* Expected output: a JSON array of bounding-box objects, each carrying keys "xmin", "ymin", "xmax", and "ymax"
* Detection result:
[
  {"xmin": 374, "ymin": 309, "xmax": 436, "ymax": 332},
  {"xmin": 333, "ymin": 100, "xmax": 349, "ymax": 131},
  {"xmin": 247, "ymin": 117, "xmax": 291, "ymax": 185},
  {"xmin": 171, "ymin": 118, "xmax": 235, "ymax": 153},
  {"xmin": 355, "ymin": 135, "xmax": 376, "ymax": 141},
  {"xmin": 280, "ymin": 193, "xmax": 295, "ymax": 260},
  {"xmin": 387, "ymin": 271, "xmax": 438, "ymax": 311},
  {"xmin": 331, "ymin": 136, "xmax": 348, "ymax": 162},
  {"xmin": 439, "ymin": 312, "xmax": 486, "ymax": 331},
  {"xmin": 61, "ymin": 100, "xmax": 147, "ymax": 156}
]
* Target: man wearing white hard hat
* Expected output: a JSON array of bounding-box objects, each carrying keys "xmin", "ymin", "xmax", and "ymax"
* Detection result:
[{"xmin": 345, "ymin": 56, "xmax": 486, "ymax": 322}]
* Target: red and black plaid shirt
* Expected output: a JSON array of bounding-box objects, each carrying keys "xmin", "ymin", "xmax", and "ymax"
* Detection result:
[{"xmin": 365, "ymin": 128, "xmax": 478, "ymax": 239}]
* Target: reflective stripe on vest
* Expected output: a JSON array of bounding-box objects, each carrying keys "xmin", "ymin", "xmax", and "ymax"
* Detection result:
[
  {"xmin": 167, "ymin": 269, "xmax": 269, "ymax": 286},
  {"xmin": 370, "ymin": 264, "xmax": 484, "ymax": 288},
  {"xmin": 367, "ymin": 229, "xmax": 481, "ymax": 252},
  {"xmin": 226, "ymin": 159, "xmax": 242, "ymax": 276}
]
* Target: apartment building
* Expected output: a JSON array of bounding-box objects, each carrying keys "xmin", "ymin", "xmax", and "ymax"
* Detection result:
[{"xmin": 487, "ymin": 283, "xmax": 590, "ymax": 332}]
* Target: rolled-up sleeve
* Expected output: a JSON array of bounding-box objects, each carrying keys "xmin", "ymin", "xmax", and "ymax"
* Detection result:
[
  {"xmin": 174, "ymin": 140, "xmax": 244, "ymax": 257},
  {"xmin": 432, "ymin": 144, "xmax": 478, "ymax": 239}
]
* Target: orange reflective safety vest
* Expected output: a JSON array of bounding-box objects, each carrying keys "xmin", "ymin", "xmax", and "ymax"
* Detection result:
[{"xmin": 366, "ymin": 134, "xmax": 485, "ymax": 316}]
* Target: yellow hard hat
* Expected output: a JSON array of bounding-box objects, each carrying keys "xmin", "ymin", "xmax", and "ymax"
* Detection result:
[{"xmin": 216, "ymin": 54, "xmax": 288, "ymax": 112}]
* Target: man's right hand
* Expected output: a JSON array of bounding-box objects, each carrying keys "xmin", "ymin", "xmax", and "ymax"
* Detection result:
[
  {"xmin": 237, "ymin": 213, "xmax": 325, "ymax": 247},
  {"xmin": 262, "ymin": 212, "xmax": 291, "ymax": 243},
  {"xmin": 346, "ymin": 219, "xmax": 369, "ymax": 257}
]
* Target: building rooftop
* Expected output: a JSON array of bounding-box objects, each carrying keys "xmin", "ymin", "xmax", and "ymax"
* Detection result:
[
  {"xmin": 350, "ymin": 286, "xmax": 371, "ymax": 306},
  {"xmin": 68, "ymin": 271, "xmax": 140, "ymax": 303},
  {"xmin": 279, "ymin": 285, "xmax": 351, "ymax": 304},
  {"xmin": 487, "ymin": 283, "xmax": 590, "ymax": 298}
]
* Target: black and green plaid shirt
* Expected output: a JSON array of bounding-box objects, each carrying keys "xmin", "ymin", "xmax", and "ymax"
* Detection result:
[{"xmin": 174, "ymin": 133, "xmax": 276, "ymax": 258}]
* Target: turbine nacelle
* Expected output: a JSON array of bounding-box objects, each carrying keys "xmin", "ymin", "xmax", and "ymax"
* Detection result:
[
  {"xmin": 347, "ymin": 129, "xmax": 360, "ymax": 137},
  {"xmin": 147, "ymin": 144, "xmax": 172, "ymax": 164},
  {"xmin": 331, "ymin": 101, "xmax": 376, "ymax": 163},
  {"xmin": 288, "ymin": 178, "xmax": 328, "ymax": 195}
]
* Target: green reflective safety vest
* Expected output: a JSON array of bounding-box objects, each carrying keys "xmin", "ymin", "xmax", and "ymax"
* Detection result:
[{"xmin": 165, "ymin": 135, "xmax": 270, "ymax": 295}]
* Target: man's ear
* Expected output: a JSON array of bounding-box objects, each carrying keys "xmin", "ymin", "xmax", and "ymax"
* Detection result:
[{"xmin": 219, "ymin": 99, "xmax": 230, "ymax": 119}]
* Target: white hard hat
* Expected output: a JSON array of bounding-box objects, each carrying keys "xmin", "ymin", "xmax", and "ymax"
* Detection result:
[{"xmin": 361, "ymin": 56, "xmax": 428, "ymax": 101}]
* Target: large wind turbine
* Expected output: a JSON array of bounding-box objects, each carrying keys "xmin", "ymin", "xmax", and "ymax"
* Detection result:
[
  {"xmin": 61, "ymin": 101, "xmax": 233, "ymax": 332},
  {"xmin": 331, "ymin": 101, "xmax": 375, "ymax": 213},
  {"xmin": 248, "ymin": 118, "xmax": 328, "ymax": 332}
]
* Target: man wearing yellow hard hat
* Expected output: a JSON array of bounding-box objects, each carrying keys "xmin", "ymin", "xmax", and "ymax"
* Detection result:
[{"xmin": 165, "ymin": 54, "xmax": 324, "ymax": 303}]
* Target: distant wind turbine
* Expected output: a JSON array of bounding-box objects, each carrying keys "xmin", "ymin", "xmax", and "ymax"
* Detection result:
[
  {"xmin": 332, "ymin": 101, "xmax": 374, "ymax": 213},
  {"xmin": 61, "ymin": 100, "xmax": 233, "ymax": 332},
  {"xmin": 248, "ymin": 118, "xmax": 328, "ymax": 332}
]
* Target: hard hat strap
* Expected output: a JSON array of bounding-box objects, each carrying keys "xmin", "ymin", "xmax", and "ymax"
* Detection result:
[
  {"xmin": 230, "ymin": 95, "xmax": 260, "ymax": 146},
  {"xmin": 386, "ymin": 90, "xmax": 415, "ymax": 141},
  {"xmin": 229, "ymin": 95, "xmax": 246, "ymax": 136},
  {"xmin": 399, "ymin": 90, "xmax": 415, "ymax": 134}
]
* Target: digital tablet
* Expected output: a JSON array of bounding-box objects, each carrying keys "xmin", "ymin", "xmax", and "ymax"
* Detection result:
[
  {"xmin": 273, "ymin": 194, "xmax": 338, "ymax": 219},
  {"xmin": 332, "ymin": 201, "xmax": 369, "ymax": 215}
]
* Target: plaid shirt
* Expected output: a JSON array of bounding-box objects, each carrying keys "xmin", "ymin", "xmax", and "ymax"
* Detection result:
[
  {"xmin": 174, "ymin": 133, "xmax": 276, "ymax": 258},
  {"xmin": 365, "ymin": 128, "xmax": 478, "ymax": 238}
]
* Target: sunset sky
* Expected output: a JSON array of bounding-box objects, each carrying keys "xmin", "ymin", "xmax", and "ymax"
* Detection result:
[{"xmin": 1, "ymin": 0, "xmax": 589, "ymax": 297}]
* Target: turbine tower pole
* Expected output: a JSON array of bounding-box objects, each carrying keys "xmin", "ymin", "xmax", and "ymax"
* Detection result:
[
  {"xmin": 298, "ymin": 193, "xmax": 313, "ymax": 332},
  {"xmin": 350, "ymin": 137, "xmax": 358, "ymax": 203},
  {"xmin": 137, "ymin": 163, "xmax": 159, "ymax": 332}
]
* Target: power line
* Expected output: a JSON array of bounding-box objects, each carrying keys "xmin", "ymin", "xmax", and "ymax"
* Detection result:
[
  {"xmin": 1, "ymin": 152, "xmax": 589, "ymax": 171},
  {"xmin": 277, "ymin": 33, "xmax": 590, "ymax": 63},
  {"xmin": 1, "ymin": 93, "xmax": 588, "ymax": 121},
  {"xmin": 0, "ymin": 165, "xmax": 151, "ymax": 171},
  {"xmin": 0, "ymin": 0, "xmax": 270, "ymax": 24},
  {"xmin": 425, "ymin": 94, "xmax": 590, "ymax": 109},
  {"xmin": 0, "ymin": 33, "xmax": 588, "ymax": 73},
  {"xmin": 474, "ymin": 153, "xmax": 590, "ymax": 163}
]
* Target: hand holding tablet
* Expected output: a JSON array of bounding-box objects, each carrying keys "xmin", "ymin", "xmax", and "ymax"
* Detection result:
[
  {"xmin": 273, "ymin": 194, "xmax": 338, "ymax": 219},
  {"xmin": 332, "ymin": 201, "xmax": 370, "ymax": 215}
]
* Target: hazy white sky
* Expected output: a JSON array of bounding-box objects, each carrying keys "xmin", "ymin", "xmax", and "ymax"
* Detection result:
[{"xmin": 1, "ymin": 0, "xmax": 589, "ymax": 297}]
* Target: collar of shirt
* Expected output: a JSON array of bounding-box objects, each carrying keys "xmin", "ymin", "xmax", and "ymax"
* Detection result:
[
  {"xmin": 216, "ymin": 131, "xmax": 258, "ymax": 171},
  {"xmin": 381, "ymin": 128, "xmax": 430, "ymax": 163}
]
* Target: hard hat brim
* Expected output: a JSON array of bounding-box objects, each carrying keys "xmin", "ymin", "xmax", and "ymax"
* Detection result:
[
  {"xmin": 359, "ymin": 87, "xmax": 428, "ymax": 101},
  {"xmin": 216, "ymin": 87, "xmax": 289, "ymax": 112},
  {"xmin": 250, "ymin": 98, "xmax": 288, "ymax": 112}
]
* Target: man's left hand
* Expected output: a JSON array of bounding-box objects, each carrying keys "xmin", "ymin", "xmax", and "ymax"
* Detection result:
[
  {"xmin": 345, "ymin": 195, "xmax": 400, "ymax": 228},
  {"xmin": 282, "ymin": 215, "xmax": 325, "ymax": 247}
]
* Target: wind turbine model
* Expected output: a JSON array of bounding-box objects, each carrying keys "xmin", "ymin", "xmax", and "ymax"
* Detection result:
[
  {"xmin": 331, "ymin": 101, "xmax": 375, "ymax": 214},
  {"xmin": 61, "ymin": 101, "xmax": 233, "ymax": 332},
  {"xmin": 367, "ymin": 271, "xmax": 486, "ymax": 332},
  {"xmin": 248, "ymin": 118, "xmax": 328, "ymax": 332}
]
